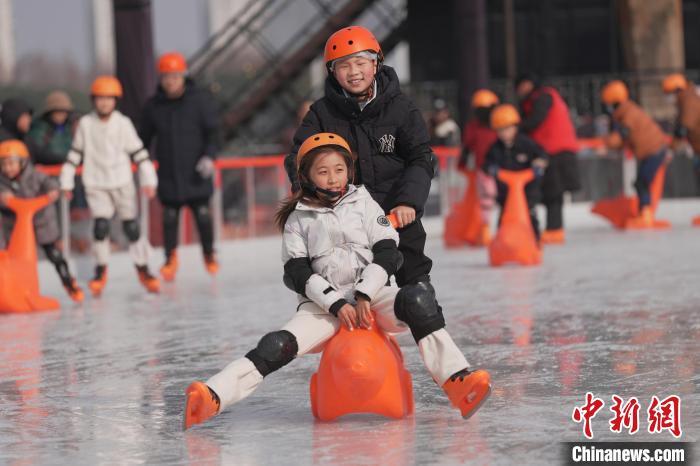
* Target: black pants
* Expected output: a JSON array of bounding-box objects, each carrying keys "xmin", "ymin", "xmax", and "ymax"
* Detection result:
[
  {"xmin": 161, "ymin": 197, "xmax": 214, "ymax": 259},
  {"xmin": 42, "ymin": 243, "xmax": 73, "ymax": 287},
  {"xmin": 395, "ymin": 220, "xmax": 433, "ymax": 287},
  {"xmin": 542, "ymin": 151, "xmax": 580, "ymax": 230}
]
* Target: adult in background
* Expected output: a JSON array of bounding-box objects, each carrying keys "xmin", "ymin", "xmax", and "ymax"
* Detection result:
[
  {"xmin": 515, "ymin": 73, "xmax": 580, "ymax": 244},
  {"xmin": 140, "ymin": 51, "xmax": 220, "ymax": 281}
]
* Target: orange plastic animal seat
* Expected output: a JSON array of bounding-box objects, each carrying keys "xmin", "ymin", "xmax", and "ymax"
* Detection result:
[
  {"xmin": 591, "ymin": 163, "xmax": 670, "ymax": 230},
  {"xmin": 488, "ymin": 169, "xmax": 542, "ymax": 266},
  {"xmin": 310, "ymin": 317, "xmax": 414, "ymax": 421},
  {"xmin": 444, "ymin": 169, "xmax": 490, "ymax": 248},
  {"xmin": 0, "ymin": 196, "xmax": 60, "ymax": 313}
]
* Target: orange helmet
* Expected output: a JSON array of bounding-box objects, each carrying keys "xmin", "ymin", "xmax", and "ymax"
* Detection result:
[
  {"xmin": 471, "ymin": 89, "xmax": 499, "ymax": 108},
  {"xmin": 662, "ymin": 73, "xmax": 687, "ymax": 94},
  {"xmin": 158, "ymin": 52, "xmax": 187, "ymax": 74},
  {"xmin": 601, "ymin": 80, "xmax": 629, "ymax": 105},
  {"xmin": 0, "ymin": 139, "xmax": 30, "ymax": 159},
  {"xmin": 490, "ymin": 104, "xmax": 521, "ymax": 129},
  {"xmin": 297, "ymin": 133, "xmax": 352, "ymax": 171},
  {"xmin": 324, "ymin": 26, "xmax": 382, "ymax": 67},
  {"xmin": 91, "ymin": 76, "xmax": 123, "ymax": 97}
]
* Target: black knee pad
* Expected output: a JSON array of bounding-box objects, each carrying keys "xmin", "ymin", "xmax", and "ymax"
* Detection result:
[
  {"xmin": 122, "ymin": 219, "xmax": 140, "ymax": 242},
  {"xmin": 93, "ymin": 218, "xmax": 110, "ymax": 241},
  {"xmin": 394, "ymin": 281, "xmax": 445, "ymax": 342},
  {"xmin": 245, "ymin": 330, "xmax": 298, "ymax": 377}
]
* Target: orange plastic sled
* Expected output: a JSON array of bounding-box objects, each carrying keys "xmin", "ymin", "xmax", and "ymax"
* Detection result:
[
  {"xmin": 310, "ymin": 316, "xmax": 414, "ymax": 421},
  {"xmin": 591, "ymin": 163, "xmax": 670, "ymax": 230},
  {"xmin": 488, "ymin": 169, "xmax": 542, "ymax": 267},
  {"xmin": 0, "ymin": 196, "xmax": 60, "ymax": 313},
  {"xmin": 444, "ymin": 169, "xmax": 489, "ymax": 248}
]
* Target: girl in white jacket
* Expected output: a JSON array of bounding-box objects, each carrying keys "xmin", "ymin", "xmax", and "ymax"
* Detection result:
[
  {"xmin": 59, "ymin": 76, "xmax": 159, "ymax": 295},
  {"xmin": 183, "ymin": 133, "xmax": 491, "ymax": 429}
]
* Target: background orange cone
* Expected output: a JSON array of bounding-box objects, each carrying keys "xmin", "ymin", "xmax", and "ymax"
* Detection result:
[
  {"xmin": 443, "ymin": 169, "xmax": 489, "ymax": 248},
  {"xmin": 591, "ymin": 163, "xmax": 670, "ymax": 229},
  {"xmin": 0, "ymin": 196, "xmax": 60, "ymax": 313},
  {"xmin": 310, "ymin": 315, "xmax": 413, "ymax": 421},
  {"xmin": 488, "ymin": 169, "xmax": 542, "ymax": 266}
]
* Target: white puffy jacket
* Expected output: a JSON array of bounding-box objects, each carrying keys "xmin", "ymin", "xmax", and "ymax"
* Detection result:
[
  {"xmin": 59, "ymin": 110, "xmax": 157, "ymax": 191},
  {"xmin": 282, "ymin": 185, "xmax": 399, "ymax": 313}
]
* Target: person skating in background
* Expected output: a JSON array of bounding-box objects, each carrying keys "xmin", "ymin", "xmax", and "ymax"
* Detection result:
[
  {"xmin": 662, "ymin": 74, "xmax": 700, "ymax": 167},
  {"xmin": 0, "ymin": 139, "xmax": 83, "ymax": 302},
  {"xmin": 183, "ymin": 133, "xmax": 491, "ymax": 429},
  {"xmin": 515, "ymin": 73, "xmax": 580, "ymax": 244},
  {"xmin": 140, "ymin": 51, "xmax": 220, "ymax": 282},
  {"xmin": 429, "ymin": 98, "xmax": 461, "ymax": 147},
  {"xmin": 26, "ymin": 91, "xmax": 77, "ymax": 166},
  {"xmin": 0, "ymin": 98, "xmax": 65, "ymax": 165},
  {"xmin": 600, "ymin": 80, "xmax": 671, "ymax": 228},
  {"xmin": 483, "ymin": 104, "xmax": 548, "ymax": 241},
  {"xmin": 461, "ymin": 89, "xmax": 500, "ymax": 239},
  {"xmin": 60, "ymin": 76, "xmax": 159, "ymax": 296}
]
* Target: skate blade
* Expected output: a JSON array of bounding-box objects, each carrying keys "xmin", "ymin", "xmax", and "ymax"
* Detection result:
[{"xmin": 461, "ymin": 383, "xmax": 492, "ymax": 420}]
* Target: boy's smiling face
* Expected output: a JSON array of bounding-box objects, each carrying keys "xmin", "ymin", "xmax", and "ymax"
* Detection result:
[{"xmin": 332, "ymin": 55, "xmax": 377, "ymax": 95}]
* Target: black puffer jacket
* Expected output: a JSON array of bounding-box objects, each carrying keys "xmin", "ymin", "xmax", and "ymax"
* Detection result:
[
  {"xmin": 0, "ymin": 98, "xmax": 64, "ymax": 165},
  {"xmin": 286, "ymin": 66, "xmax": 434, "ymax": 214},
  {"xmin": 140, "ymin": 80, "xmax": 219, "ymax": 203}
]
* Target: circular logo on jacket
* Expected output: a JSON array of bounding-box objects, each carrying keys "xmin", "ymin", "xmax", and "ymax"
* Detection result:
[{"xmin": 377, "ymin": 215, "xmax": 390, "ymax": 227}]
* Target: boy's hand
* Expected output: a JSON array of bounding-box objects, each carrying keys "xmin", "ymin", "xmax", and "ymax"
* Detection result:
[
  {"xmin": 62, "ymin": 190, "xmax": 73, "ymax": 200},
  {"xmin": 390, "ymin": 205, "xmax": 416, "ymax": 228},
  {"xmin": 47, "ymin": 190, "xmax": 60, "ymax": 202},
  {"xmin": 0, "ymin": 191, "xmax": 14, "ymax": 205},
  {"xmin": 354, "ymin": 295, "xmax": 373, "ymax": 329},
  {"xmin": 532, "ymin": 159, "xmax": 547, "ymax": 169},
  {"xmin": 142, "ymin": 186, "xmax": 156, "ymax": 199},
  {"xmin": 337, "ymin": 304, "xmax": 358, "ymax": 331}
]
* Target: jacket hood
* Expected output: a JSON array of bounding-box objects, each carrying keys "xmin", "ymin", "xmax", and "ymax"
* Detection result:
[
  {"xmin": 324, "ymin": 66, "xmax": 402, "ymax": 119},
  {"xmin": 1, "ymin": 98, "xmax": 33, "ymax": 135}
]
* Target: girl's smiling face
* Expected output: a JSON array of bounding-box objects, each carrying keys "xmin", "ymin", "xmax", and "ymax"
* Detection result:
[{"xmin": 308, "ymin": 150, "xmax": 348, "ymax": 193}]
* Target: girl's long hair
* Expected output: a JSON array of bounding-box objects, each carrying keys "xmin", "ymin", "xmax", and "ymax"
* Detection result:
[{"xmin": 274, "ymin": 145, "xmax": 354, "ymax": 231}]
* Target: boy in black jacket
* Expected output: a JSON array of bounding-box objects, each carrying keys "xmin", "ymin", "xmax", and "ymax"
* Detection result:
[
  {"xmin": 483, "ymin": 104, "xmax": 548, "ymax": 240},
  {"xmin": 286, "ymin": 27, "xmax": 434, "ymax": 289}
]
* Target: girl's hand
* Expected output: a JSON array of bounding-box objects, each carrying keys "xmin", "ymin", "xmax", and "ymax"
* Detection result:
[
  {"xmin": 62, "ymin": 190, "xmax": 73, "ymax": 200},
  {"xmin": 354, "ymin": 296, "xmax": 373, "ymax": 329},
  {"xmin": 390, "ymin": 205, "xmax": 416, "ymax": 228},
  {"xmin": 0, "ymin": 191, "xmax": 14, "ymax": 205},
  {"xmin": 47, "ymin": 190, "xmax": 60, "ymax": 202},
  {"xmin": 142, "ymin": 186, "xmax": 156, "ymax": 199},
  {"xmin": 337, "ymin": 304, "xmax": 358, "ymax": 331}
]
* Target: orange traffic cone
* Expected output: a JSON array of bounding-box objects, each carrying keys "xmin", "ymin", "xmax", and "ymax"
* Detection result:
[
  {"xmin": 488, "ymin": 170, "xmax": 542, "ymax": 267},
  {"xmin": 310, "ymin": 314, "xmax": 414, "ymax": 421},
  {"xmin": 692, "ymin": 216, "xmax": 700, "ymax": 227},
  {"xmin": 444, "ymin": 169, "xmax": 489, "ymax": 248},
  {"xmin": 0, "ymin": 196, "xmax": 60, "ymax": 313},
  {"xmin": 592, "ymin": 163, "xmax": 670, "ymax": 230}
]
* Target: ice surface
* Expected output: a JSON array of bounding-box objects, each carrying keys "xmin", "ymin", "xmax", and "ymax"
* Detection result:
[{"xmin": 1, "ymin": 201, "xmax": 698, "ymax": 465}]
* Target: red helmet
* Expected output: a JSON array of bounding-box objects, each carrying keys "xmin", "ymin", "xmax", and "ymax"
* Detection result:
[
  {"xmin": 158, "ymin": 52, "xmax": 187, "ymax": 74},
  {"xmin": 324, "ymin": 26, "xmax": 383, "ymax": 68}
]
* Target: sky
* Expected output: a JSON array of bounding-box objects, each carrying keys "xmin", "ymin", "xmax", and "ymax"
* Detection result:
[{"xmin": 11, "ymin": 0, "xmax": 210, "ymax": 70}]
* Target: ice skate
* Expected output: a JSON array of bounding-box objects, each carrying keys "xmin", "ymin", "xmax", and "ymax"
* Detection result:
[
  {"xmin": 160, "ymin": 251, "xmax": 178, "ymax": 282},
  {"xmin": 184, "ymin": 381, "xmax": 220, "ymax": 430},
  {"xmin": 442, "ymin": 368, "xmax": 491, "ymax": 419},
  {"xmin": 541, "ymin": 228, "xmax": 565, "ymax": 244},
  {"xmin": 203, "ymin": 253, "xmax": 219, "ymax": 275},
  {"xmin": 63, "ymin": 278, "xmax": 84, "ymax": 303},
  {"xmin": 136, "ymin": 265, "xmax": 160, "ymax": 293},
  {"xmin": 88, "ymin": 265, "xmax": 108, "ymax": 296}
]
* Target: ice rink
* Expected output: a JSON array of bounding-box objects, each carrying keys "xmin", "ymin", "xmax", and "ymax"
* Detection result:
[{"xmin": 1, "ymin": 201, "xmax": 698, "ymax": 465}]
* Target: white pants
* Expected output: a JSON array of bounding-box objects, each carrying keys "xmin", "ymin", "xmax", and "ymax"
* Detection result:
[
  {"xmin": 86, "ymin": 184, "xmax": 149, "ymax": 266},
  {"xmin": 206, "ymin": 286, "xmax": 469, "ymax": 411}
]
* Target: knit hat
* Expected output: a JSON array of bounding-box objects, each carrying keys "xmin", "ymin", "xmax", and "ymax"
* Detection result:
[{"xmin": 44, "ymin": 90, "xmax": 74, "ymax": 113}]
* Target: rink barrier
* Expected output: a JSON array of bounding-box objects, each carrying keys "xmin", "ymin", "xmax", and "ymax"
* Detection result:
[{"xmin": 34, "ymin": 139, "xmax": 626, "ymax": 261}]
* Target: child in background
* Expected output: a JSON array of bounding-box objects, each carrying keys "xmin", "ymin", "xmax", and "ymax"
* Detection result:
[
  {"xmin": 60, "ymin": 76, "xmax": 160, "ymax": 296},
  {"xmin": 483, "ymin": 104, "xmax": 548, "ymax": 240},
  {"xmin": 0, "ymin": 139, "xmax": 83, "ymax": 302},
  {"xmin": 184, "ymin": 133, "xmax": 491, "ymax": 429},
  {"xmin": 600, "ymin": 80, "xmax": 670, "ymax": 227},
  {"xmin": 462, "ymin": 89, "xmax": 500, "ymax": 237}
]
